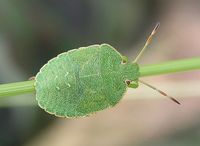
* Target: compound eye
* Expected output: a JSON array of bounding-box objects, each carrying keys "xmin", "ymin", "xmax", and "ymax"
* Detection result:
[
  {"xmin": 125, "ymin": 80, "xmax": 131, "ymax": 85},
  {"xmin": 125, "ymin": 80, "xmax": 139, "ymax": 88},
  {"xmin": 121, "ymin": 56, "xmax": 128, "ymax": 64}
]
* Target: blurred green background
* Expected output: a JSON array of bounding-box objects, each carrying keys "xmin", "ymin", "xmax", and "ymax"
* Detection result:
[{"xmin": 0, "ymin": 0, "xmax": 200, "ymax": 146}]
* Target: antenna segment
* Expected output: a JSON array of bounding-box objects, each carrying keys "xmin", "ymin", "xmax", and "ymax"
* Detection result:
[{"xmin": 134, "ymin": 22, "xmax": 160, "ymax": 63}]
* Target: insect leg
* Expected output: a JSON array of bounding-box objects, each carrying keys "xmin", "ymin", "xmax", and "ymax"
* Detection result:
[
  {"xmin": 133, "ymin": 22, "xmax": 160, "ymax": 63},
  {"xmin": 139, "ymin": 79, "xmax": 180, "ymax": 105}
]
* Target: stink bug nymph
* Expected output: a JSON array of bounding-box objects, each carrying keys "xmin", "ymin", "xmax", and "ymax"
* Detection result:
[{"xmin": 35, "ymin": 23, "xmax": 180, "ymax": 118}]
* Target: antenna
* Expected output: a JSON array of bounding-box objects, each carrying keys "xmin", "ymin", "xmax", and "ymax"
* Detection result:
[
  {"xmin": 139, "ymin": 80, "xmax": 181, "ymax": 105},
  {"xmin": 133, "ymin": 22, "xmax": 160, "ymax": 63}
]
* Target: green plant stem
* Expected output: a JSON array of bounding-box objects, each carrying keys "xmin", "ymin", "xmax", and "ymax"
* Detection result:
[
  {"xmin": 140, "ymin": 57, "xmax": 200, "ymax": 77},
  {"xmin": 0, "ymin": 57, "xmax": 200, "ymax": 98},
  {"xmin": 0, "ymin": 80, "xmax": 35, "ymax": 98}
]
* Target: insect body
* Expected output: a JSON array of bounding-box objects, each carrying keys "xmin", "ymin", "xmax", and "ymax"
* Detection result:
[
  {"xmin": 35, "ymin": 23, "xmax": 179, "ymax": 118},
  {"xmin": 35, "ymin": 44, "xmax": 140, "ymax": 117}
]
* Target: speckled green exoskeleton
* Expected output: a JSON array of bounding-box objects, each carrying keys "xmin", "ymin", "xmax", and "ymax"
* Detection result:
[{"xmin": 35, "ymin": 23, "xmax": 179, "ymax": 118}]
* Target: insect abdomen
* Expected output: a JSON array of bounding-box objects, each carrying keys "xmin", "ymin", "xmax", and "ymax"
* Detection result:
[{"xmin": 35, "ymin": 44, "xmax": 127, "ymax": 117}]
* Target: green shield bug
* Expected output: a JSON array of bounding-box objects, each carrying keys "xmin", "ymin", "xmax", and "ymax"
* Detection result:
[{"xmin": 35, "ymin": 23, "xmax": 180, "ymax": 118}]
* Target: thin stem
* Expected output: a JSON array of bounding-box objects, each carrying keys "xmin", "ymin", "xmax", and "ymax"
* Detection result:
[
  {"xmin": 140, "ymin": 57, "xmax": 200, "ymax": 77},
  {"xmin": 0, "ymin": 57, "xmax": 199, "ymax": 98},
  {"xmin": 0, "ymin": 80, "xmax": 35, "ymax": 98}
]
